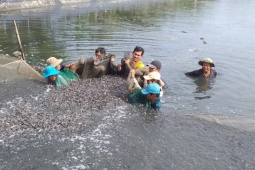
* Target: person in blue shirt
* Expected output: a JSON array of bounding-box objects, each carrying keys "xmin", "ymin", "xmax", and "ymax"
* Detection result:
[{"xmin": 128, "ymin": 83, "xmax": 161, "ymax": 110}]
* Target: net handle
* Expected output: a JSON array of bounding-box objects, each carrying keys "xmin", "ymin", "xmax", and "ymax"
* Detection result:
[{"xmin": 13, "ymin": 20, "xmax": 25, "ymax": 60}]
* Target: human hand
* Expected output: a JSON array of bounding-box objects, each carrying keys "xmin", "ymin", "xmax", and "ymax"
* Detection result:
[
  {"xmin": 117, "ymin": 64, "xmax": 122, "ymax": 71},
  {"xmin": 125, "ymin": 58, "xmax": 130, "ymax": 65},
  {"xmin": 65, "ymin": 63, "xmax": 73, "ymax": 68},
  {"xmin": 130, "ymin": 69, "xmax": 135, "ymax": 78},
  {"xmin": 110, "ymin": 55, "xmax": 115, "ymax": 62}
]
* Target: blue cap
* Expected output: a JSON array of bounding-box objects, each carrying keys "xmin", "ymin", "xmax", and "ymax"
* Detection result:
[
  {"xmin": 141, "ymin": 83, "xmax": 160, "ymax": 95},
  {"xmin": 42, "ymin": 65, "xmax": 60, "ymax": 78}
]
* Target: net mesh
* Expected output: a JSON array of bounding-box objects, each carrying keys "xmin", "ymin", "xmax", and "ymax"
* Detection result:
[{"xmin": 0, "ymin": 54, "xmax": 45, "ymax": 82}]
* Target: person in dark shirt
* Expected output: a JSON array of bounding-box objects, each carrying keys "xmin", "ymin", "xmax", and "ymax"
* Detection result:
[
  {"xmin": 185, "ymin": 58, "xmax": 217, "ymax": 78},
  {"xmin": 146, "ymin": 60, "xmax": 168, "ymax": 89}
]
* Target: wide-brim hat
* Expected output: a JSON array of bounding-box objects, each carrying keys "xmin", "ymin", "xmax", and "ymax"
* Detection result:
[
  {"xmin": 46, "ymin": 57, "xmax": 63, "ymax": 67},
  {"xmin": 198, "ymin": 58, "xmax": 215, "ymax": 67},
  {"xmin": 42, "ymin": 65, "xmax": 60, "ymax": 78},
  {"xmin": 143, "ymin": 72, "xmax": 161, "ymax": 80},
  {"xmin": 141, "ymin": 83, "xmax": 161, "ymax": 95}
]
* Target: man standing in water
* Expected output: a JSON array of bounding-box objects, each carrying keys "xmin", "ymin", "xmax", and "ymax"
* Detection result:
[
  {"xmin": 146, "ymin": 60, "xmax": 168, "ymax": 89},
  {"xmin": 128, "ymin": 83, "xmax": 161, "ymax": 110},
  {"xmin": 110, "ymin": 46, "xmax": 147, "ymax": 77},
  {"xmin": 185, "ymin": 58, "xmax": 217, "ymax": 78}
]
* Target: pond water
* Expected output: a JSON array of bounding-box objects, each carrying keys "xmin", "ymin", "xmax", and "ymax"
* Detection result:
[{"xmin": 0, "ymin": 0, "xmax": 255, "ymax": 169}]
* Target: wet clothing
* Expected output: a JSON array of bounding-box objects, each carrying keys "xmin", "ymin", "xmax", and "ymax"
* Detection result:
[
  {"xmin": 109, "ymin": 53, "xmax": 146, "ymax": 77},
  {"xmin": 60, "ymin": 68, "xmax": 79, "ymax": 81},
  {"xmin": 128, "ymin": 89, "xmax": 161, "ymax": 110},
  {"xmin": 135, "ymin": 61, "xmax": 144, "ymax": 69},
  {"xmin": 48, "ymin": 68, "xmax": 78, "ymax": 87},
  {"xmin": 55, "ymin": 74, "xmax": 68, "ymax": 87},
  {"xmin": 161, "ymin": 78, "xmax": 168, "ymax": 89},
  {"xmin": 60, "ymin": 64, "xmax": 65, "ymax": 71},
  {"xmin": 185, "ymin": 69, "xmax": 217, "ymax": 78}
]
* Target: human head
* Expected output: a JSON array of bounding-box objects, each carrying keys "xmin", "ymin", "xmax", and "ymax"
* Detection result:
[
  {"xmin": 198, "ymin": 58, "xmax": 215, "ymax": 74},
  {"xmin": 141, "ymin": 83, "xmax": 160, "ymax": 103},
  {"xmin": 132, "ymin": 46, "xmax": 144, "ymax": 63},
  {"xmin": 143, "ymin": 72, "xmax": 161, "ymax": 85},
  {"xmin": 42, "ymin": 65, "xmax": 60, "ymax": 82},
  {"xmin": 198, "ymin": 58, "xmax": 215, "ymax": 67},
  {"xmin": 147, "ymin": 60, "xmax": 161, "ymax": 72},
  {"xmin": 143, "ymin": 72, "xmax": 161, "ymax": 80},
  {"xmin": 95, "ymin": 47, "xmax": 106, "ymax": 58},
  {"xmin": 46, "ymin": 57, "xmax": 63, "ymax": 70}
]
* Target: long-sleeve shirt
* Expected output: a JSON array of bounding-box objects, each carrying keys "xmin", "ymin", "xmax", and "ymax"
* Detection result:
[{"xmin": 185, "ymin": 69, "xmax": 217, "ymax": 78}]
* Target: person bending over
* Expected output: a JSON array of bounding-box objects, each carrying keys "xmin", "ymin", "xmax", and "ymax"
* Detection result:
[
  {"xmin": 46, "ymin": 57, "xmax": 79, "ymax": 81},
  {"xmin": 42, "ymin": 66, "xmax": 68, "ymax": 87},
  {"xmin": 128, "ymin": 83, "xmax": 161, "ymax": 110}
]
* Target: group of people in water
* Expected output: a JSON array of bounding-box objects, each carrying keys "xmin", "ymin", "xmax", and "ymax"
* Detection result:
[{"xmin": 42, "ymin": 46, "xmax": 217, "ymax": 110}]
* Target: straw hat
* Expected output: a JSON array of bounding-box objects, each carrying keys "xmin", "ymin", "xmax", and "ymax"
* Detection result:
[
  {"xmin": 46, "ymin": 57, "xmax": 63, "ymax": 67},
  {"xmin": 143, "ymin": 72, "xmax": 161, "ymax": 80},
  {"xmin": 198, "ymin": 58, "xmax": 215, "ymax": 67}
]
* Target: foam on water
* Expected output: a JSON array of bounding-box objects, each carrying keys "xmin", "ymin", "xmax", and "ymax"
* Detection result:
[{"xmin": 44, "ymin": 106, "xmax": 132, "ymax": 169}]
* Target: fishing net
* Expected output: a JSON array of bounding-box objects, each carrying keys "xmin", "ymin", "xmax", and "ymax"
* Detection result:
[
  {"xmin": 70, "ymin": 55, "xmax": 112, "ymax": 79},
  {"xmin": 0, "ymin": 54, "xmax": 45, "ymax": 82}
]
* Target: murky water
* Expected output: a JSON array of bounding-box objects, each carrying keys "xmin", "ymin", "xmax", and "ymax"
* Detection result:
[{"xmin": 0, "ymin": 0, "xmax": 255, "ymax": 169}]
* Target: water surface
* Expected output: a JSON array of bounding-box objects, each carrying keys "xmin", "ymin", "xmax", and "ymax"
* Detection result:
[{"xmin": 0, "ymin": 0, "xmax": 255, "ymax": 169}]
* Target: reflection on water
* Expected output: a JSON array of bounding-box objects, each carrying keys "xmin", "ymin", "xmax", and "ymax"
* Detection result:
[
  {"xmin": 192, "ymin": 77, "xmax": 214, "ymax": 100},
  {"xmin": 0, "ymin": 0, "xmax": 254, "ymax": 114},
  {"xmin": 0, "ymin": 0, "xmax": 201, "ymax": 63},
  {"xmin": 194, "ymin": 76, "xmax": 216, "ymax": 92},
  {"xmin": 1, "ymin": 0, "xmax": 255, "ymax": 169}
]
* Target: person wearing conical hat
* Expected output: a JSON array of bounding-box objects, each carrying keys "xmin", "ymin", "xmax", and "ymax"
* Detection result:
[{"xmin": 185, "ymin": 58, "xmax": 217, "ymax": 78}]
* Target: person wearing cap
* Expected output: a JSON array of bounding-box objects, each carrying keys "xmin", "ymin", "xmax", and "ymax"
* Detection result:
[
  {"xmin": 143, "ymin": 72, "xmax": 164, "ymax": 97},
  {"xmin": 185, "ymin": 58, "xmax": 217, "ymax": 78},
  {"xmin": 128, "ymin": 83, "xmax": 161, "ymax": 110},
  {"xmin": 46, "ymin": 57, "xmax": 79, "ymax": 81},
  {"xmin": 42, "ymin": 65, "xmax": 68, "ymax": 87},
  {"xmin": 146, "ymin": 60, "xmax": 168, "ymax": 89}
]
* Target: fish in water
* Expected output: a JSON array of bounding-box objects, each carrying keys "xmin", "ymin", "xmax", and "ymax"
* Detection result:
[{"xmin": 0, "ymin": 75, "xmax": 128, "ymax": 144}]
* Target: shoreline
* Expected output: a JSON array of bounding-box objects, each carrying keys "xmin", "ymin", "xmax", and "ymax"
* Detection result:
[
  {"xmin": 0, "ymin": 0, "xmax": 138, "ymax": 11},
  {"xmin": 0, "ymin": 0, "xmax": 90, "ymax": 11}
]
